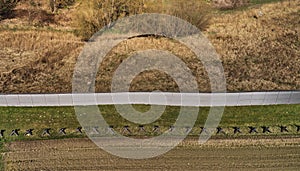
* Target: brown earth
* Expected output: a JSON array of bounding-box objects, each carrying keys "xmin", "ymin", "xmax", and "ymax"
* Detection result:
[
  {"xmin": 3, "ymin": 137, "xmax": 300, "ymax": 170},
  {"xmin": 0, "ymin": 0, "xmax": 299, "ymax": 93}
]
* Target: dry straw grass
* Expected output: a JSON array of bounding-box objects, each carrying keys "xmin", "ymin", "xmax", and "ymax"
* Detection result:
[
  {"xmin": 95, "ymin": 37, "xmax": 211, "ymax": 93},
  {"xmin": 0, "ymin": 0, "xmax": 299, "ymax": 93},
  {"xmin": 206, "ymin": 0, "xmax": 300, "ymax": 91},
  {"xmin": 0, "ymin": 30, "xmax": 83, "ymax": 93},
  {"xmin": 146, "ymin": 0, "xmax": 212, "ymax": 31},
  {"xmin": 212, "ymin": 0, "xmax": 250, "ymax": 10}
]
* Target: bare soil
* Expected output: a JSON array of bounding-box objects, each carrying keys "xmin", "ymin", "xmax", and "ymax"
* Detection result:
[{"xmin": 3, "ymin": 137, "xmax": 300, "ymax": 170}]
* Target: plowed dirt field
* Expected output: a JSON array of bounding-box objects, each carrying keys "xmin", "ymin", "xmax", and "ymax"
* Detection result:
[{"xmin": 4, "ymin": 137, "xmax": 300, "ymax": 170}]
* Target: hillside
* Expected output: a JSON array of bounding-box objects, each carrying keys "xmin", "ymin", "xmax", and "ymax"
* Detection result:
[{"xmin": 0, "ymin": 0, "xmax": 299, "ymax": 93}]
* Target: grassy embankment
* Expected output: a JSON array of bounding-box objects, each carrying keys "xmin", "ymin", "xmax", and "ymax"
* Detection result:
[{"xmin": 0, "ymin": 104, "xmax": 299, "ymax": 142}]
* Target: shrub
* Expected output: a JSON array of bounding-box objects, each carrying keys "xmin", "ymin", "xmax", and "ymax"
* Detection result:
[
  {"xmin": 74, "ymin": 0, "xmax": 145, "ymax": 40},
  {"xmin": 0, "ymin": 0, "xmax": 18, "ymax": 20}
]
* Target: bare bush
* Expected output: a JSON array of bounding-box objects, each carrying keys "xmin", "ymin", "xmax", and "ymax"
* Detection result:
[{"xmin": 74, "ymin": 0, "xmax": 145, "ymax": 40}]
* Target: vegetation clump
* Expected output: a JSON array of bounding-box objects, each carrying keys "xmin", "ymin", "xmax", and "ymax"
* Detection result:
[
  {"xmin": 74, "ymin": 0, "xmax": 145, "ymax": 40},
  {"xmin": 0, "ymin": 0, "xmax": 19, "ymax": 20}
]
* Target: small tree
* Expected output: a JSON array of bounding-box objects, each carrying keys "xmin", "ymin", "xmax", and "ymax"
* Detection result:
[{"xmin": 0, "ymin": 0, "xmax": 18, "ymax": 20}]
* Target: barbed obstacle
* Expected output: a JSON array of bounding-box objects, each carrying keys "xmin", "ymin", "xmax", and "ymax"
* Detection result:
[
  {"xmin": 296, "ymin": 125, "xmax": 300, "ymax": 132},
  {"xmin": 76, "ymin": 127, "xmax": 83, "ymax": 134},
  {"xmin": 262, "ymin": 126, "xmax": 272, "ymax": 133},
  {"xmin": 0, "ymin": 125, "xmax": 299, "ymax": 139},
  {"xmin": 233, "ymin": 127, "xmax": 242, "ymax": 134},
  {"xmin": 185, "ymin": 127, "xmax": 192, "ymax": 134},
  {"xmin": 24, "ymin": 129, "xmax": 34, "ymax": 136},
  {"xmin": 153, "ymin": 125, "xmax": 160, "ymax": 133},
  {"xmin": 10, "ymin": 129, "xmax": 19, "ymax": 136},
  {"xmin": 91, "ymin": 127, "xmax": 100, "ymax": 135},
  {"xmin": 216, "ymin": 127, "xmax": 226, "ymax": 135},
  {"xmin": 248, "ymin": 126, "xmax": 258, "ymax": 134},
  {"xmin": 200, "ymin": 127, "xmax": 209, "ymax": 134},
  {"xmin": 138, "ymin": 125, "xmax": 146, "ymax": 133},
  {"xmin": 0, "ymin": 130, "xmax": 5, "ymax": 138},
  {"xmin": 279, "ymin": 126, "xmax": 288, "ymax": 133},
  {"xmin": 42, "ymin": 128, "xmax": 51, "ymax": 136},
  {"xmin": 59, "ymin": 128, "xmax": 67, "ymax": 135},
  {"xmin": 122, "ymin": 126, "xmax": 132, "ymax": 135},
  {"xmin": 168, "ymin": 126, "xmax": 175, "ymax": 133},
  {"xmin": 107, "ymin": 126, "xmax": 115, "ymax": 135}
]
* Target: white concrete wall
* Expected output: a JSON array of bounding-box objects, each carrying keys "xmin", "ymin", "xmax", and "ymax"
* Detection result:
[{"xmin": 0, "ymin": 91, "xmax": 299, "ymax": 107}]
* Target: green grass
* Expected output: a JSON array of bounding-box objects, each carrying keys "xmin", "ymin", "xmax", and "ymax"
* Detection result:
[
  {"xmin": 0, "ymin": 104, "xmax": 299, "ymax": 170},
  {"xmin": 0, "ymin": 104, "xmax": 299, "ymax": 140},
  {"xmin": 0, "ymin": 107, "xmax": 82, "ymax": 141},
  {"xmin": 221, "ymin": 105, "xmax": 300, "ymax": 126},
  {"xmin": 98, "ymin": 104, "xmax": 300, "ymax": 136},
  {"xmin": 99, "ymin": 104, "xmax": 300, "ymax": 126}
]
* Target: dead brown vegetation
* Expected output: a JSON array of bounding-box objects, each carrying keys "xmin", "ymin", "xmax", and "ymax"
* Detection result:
[
  {"xmin": 0, "ymin": 0, "xmax": 298, "ymax": 93},
  {"xmin": 0, "ymin": 31, "xmax": 83, "ymax": 93},
  {"xmin": 212, "ymin": 0, "xmax": 250, "ymax": 9},
  {"xmin": 96, "ymin": 37, "xmax": 211, "ymax": 92},
  {"xmin": 206, "ymin": 0, "xmax": 300, "ymax": 91},
  {"xmin": 145, "ymin": 0, "xmax": 212, "ymax": 31}
]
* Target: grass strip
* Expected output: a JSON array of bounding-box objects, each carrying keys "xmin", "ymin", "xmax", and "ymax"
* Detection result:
[{"xmin": 0, "ymin": 104, "xmax": 298, "ymax": 140}]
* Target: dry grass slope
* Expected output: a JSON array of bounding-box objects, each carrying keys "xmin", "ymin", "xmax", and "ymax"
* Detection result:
[
  {"xmin": 206, "ymin": 0, "xmax": 299, "ymax": 91},
  {"xmin": 0, "ymin": 31, "xmax": 83, "ymax": 93},
  {"xmin": 0, "ymin": 0, "xmax": 298, "ymax": 93}
]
